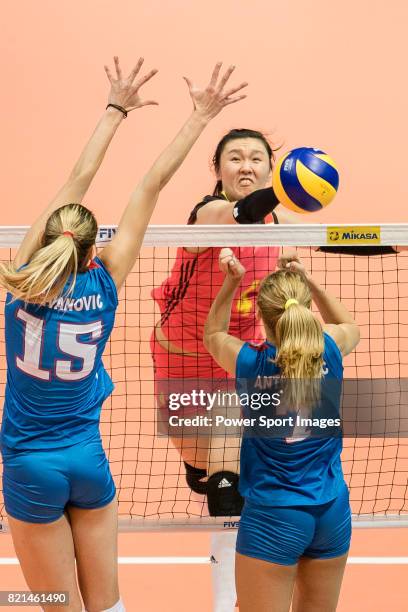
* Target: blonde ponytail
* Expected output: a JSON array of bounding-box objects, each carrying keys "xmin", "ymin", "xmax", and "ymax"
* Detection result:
[
  {"xmin": 0, "ymin": 203, "xmax": 97, "ymax": 305},
  {"xmin": 275, "ymin": 303, "xmax": 324, "ymax": 380},
  {"xmin": 257, "ymin": 270, "xmax": 325, "ymax": 409}
]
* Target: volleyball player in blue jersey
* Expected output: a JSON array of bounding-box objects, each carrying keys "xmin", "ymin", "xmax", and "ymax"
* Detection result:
[
  {"xmin": 204, "ymin": 249, "xmax": 360, "ymax": 612},
  {"xmin": 0, "ymin": 59, "xmax": 247, "ymax": 612}
]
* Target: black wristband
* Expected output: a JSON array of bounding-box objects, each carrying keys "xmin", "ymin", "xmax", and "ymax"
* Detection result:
[
  {"xmin": 232, "ymin": 187, "xmax": 280, "ymax": 224},
  {"xmin": 106, "ymin": 103, "xmax": 128, "ymax": 118}
]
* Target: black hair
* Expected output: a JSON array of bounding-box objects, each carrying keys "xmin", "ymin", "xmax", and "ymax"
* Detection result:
[{"xmin": 212, "ymin": 129, "xmax": 275, "ymax": 196}]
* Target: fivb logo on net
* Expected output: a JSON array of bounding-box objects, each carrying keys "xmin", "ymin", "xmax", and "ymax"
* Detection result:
[
  {"xmin": 98, "ymin": 227, "xmax": 117, "ymax": 242},
  {"xmin": 223, "ymin": 520, "xmax": 240, "ymax": 528}
]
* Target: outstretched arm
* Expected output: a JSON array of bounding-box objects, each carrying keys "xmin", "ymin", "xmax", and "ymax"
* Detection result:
[
  {"xmin": 99, "ymin": 63, "xmax": 248, "ymax": 290},
  {"xmin": 203, "ymin": 248, "xmax": 246, "ymax": 375},
  {"xmin": 15, "ymin": 56, "xmax": 158, "ymax": 268}
]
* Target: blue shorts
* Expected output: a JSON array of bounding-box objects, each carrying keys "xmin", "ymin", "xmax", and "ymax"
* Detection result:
[
  {"xmin": 236, "ymin": 483, "xmax": 351, "ymax": 566},
  {"xmin": 2, "ymin": 433, "xmax": 116, "ymax": 524}
]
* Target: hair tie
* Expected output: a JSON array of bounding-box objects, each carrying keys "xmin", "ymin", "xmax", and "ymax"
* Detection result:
[
  {"xmin": 284, "ymin": 298, "xmax": 299, "ymax": 310},
  {"xmin": 62, "ymin": 231, "xmax": 74, "ymax": 239}
]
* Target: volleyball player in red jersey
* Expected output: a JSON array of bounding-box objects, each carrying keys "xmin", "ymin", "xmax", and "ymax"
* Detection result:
[{"xmin": 152, "ymin": 121, "xmax": 303, "ymax": 608}]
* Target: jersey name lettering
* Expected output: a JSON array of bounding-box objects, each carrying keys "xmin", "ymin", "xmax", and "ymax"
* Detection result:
[{"xmin": 48, "ymin": 294, "xmax": 104, "ymax": 312}]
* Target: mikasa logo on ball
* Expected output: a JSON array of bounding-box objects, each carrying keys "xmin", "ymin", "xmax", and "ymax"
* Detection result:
[
  {"xmin": 283, "ymin": 158, "xmax": 294, "ymax": 172},
  {"xmin": 327, "ymin": 226, "xmax": 381, "ymax": 245}
]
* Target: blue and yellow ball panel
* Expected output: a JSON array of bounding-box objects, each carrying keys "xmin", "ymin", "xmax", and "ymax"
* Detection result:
[{"xmin": 272, "ymin": 147, "xmax": 339, "ymax": 214}]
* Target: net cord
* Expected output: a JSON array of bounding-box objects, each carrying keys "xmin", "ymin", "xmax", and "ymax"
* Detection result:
[{"xmin": 0, "ymin": 224, "xmax": 407, "ymax": 248}]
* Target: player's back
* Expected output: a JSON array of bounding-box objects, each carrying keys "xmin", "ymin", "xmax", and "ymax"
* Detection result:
[
  {"xmin": 1, "ymin": 257, "xmax": 118, "ymax": 450},
  {"xmin": 236, "ymin": 333, "xmax": 344, "ymax": 506}
]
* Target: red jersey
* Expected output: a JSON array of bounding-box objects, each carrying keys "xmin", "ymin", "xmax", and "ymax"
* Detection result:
[{"xmin": 152, "ymin": 245, "xmax": 279, "ymax": 377}]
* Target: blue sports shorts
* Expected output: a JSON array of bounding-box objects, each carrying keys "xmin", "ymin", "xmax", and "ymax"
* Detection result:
[
  {"xmin": 236, "ymin": 483, "xmax": 351, "ymax": 565},
  {"xmin": 2, "ymin": 433, "xmax": 116, "ymax": 524}
]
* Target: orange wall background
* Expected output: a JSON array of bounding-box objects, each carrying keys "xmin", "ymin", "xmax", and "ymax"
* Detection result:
[
  {"xmin": 1, "ymin": 0, "xmax": 407, "ymax": 226},
  {"xmin": 1, "ymin": 5, "xmax": 408, "ymax": 611}
]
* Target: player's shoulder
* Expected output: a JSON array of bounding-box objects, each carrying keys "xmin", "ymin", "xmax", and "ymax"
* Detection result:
[
  {"xmin": 86, "ymin": 257, "xmax": 118, "ymax": 307},
  {"xmin": 322, "ymin": 331, "xmax": 343, "ymax": 376},
  {"xmin": 237, "ymin": 341, "xmax": 276, "ymax": 377},
  {"xmin": 187, "ymin": 195, "xmax": 227, "ymax": 225},
  {"xmin": 247, "ymin": 341, "xmax": 270, "ymax": 352},
  {"xmin": 323, "ymin": 330, "xmax": 343, "ymax": 359}
]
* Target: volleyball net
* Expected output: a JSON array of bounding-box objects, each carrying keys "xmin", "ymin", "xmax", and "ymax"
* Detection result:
[{"xmin": 0, "ymin": 224, "xmax": 408, "ymax": 531}]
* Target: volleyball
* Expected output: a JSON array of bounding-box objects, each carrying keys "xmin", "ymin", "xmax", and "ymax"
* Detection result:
[{"xmin": 272, "ymin": 147, "xmax": 339, "ymax": 213}]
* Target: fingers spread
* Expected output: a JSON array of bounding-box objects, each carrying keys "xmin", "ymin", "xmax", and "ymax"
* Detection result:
[
  {"xmin": 223, "ymin": 82, "xmax": 248, "ymax": 99},
  {"xmin": 139, "ymin": 100, "xmax": 159, "ymax": 107},
  {"xmin": 128, "ymin": 57, "xmax": 144, "ymax": 83},
  {"xmin": 135, "ymin": 68, "xmax": 158, "ymax": 89},
  {"xmin": 209, "ymin": 62, "xmax": 222, "ymax": 87},
  {"xmin": 183, "ymin": 76, "xmax": 193, "ymax": 91},
  {"xmin": 223, "ymin": 94, "xmax": 247, "ymax": 106},
  {"xmin": 114, "ymin": 56, "xmax": 123, "ymax": 80},
  {"xmin": 217, "ymin": 65, "xmax": 235, "ymax": 91},
  {"xmin": 104, "ymin": 65, "xmax": 114, "ymax": 83}
]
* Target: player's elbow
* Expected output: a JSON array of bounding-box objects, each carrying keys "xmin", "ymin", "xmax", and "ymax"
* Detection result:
[
  {"xmin": 68, "ymin": 164, "xmax": 97, "ymax": 185},
  {"xmin": 203, "ymin": 328, "xmax": 211, "ymax": 351},
  {"xmin": 351, "ymin": 323, "xmax": 361, "ymax": 347},
  {"xmin": 139, "ymin": 173, "xmax": 161, "ymax": 199},
  {"xmin": 203, "ymin": 327, "xmax": 215, "ymax": 354},
  {"xmin": 341, "ymin": 322, "xmax": 360, "ymax": 356}
]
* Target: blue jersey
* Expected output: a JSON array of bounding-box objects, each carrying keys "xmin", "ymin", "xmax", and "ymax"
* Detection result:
[
  {"xmin": 236, "ymin": 333, "xmax": 344, "ymax": 506},
  {"xmin": 1, "ymin": 257, "xmax": 118, "ymax": 450}
]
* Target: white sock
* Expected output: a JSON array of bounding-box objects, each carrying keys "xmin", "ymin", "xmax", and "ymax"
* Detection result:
[
  {"xmin": 101, "ymin": 601, "xmax": 125, "ymax": 612},
  {"xmin": 210, "ymin": 531, "xmax": 238, "ymax": 612},
  {"xmin": 84, "ymin": 598, "xmax": 125, "ymax": 612}
]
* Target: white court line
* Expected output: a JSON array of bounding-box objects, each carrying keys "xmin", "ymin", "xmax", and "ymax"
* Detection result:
[
  {"xmin": 347, "ymin": 557, "xmax": 408, "ymax": 565},
  {"xmin": 0, "ymin": 556, "xmax": 408, "ymax": 565},
  {"xmin": 118, "ymin": 557, "xmax": 211, "ymax": 565}
]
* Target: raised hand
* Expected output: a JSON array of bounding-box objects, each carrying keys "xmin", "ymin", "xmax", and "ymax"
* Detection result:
[
  {"xmin": 183, "ymin": 62, "xmax": 247, "ymax": 121},
  {"xmin": 219, "ymin": 248, "xmax": 246, "ymax": 281},
  {"xmin": 278, "ymin": 251, "xmax": 309, "ymax": 278},
  {"xmin": 104, "ymin": 56, "xmax": 158, "ymax": 112}
]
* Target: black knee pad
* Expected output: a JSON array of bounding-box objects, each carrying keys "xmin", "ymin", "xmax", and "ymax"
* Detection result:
[
  {"xmin": 207, "ymin": 471, "xmax": 244, "ymax": 517},
  {"xmin": 184, "ymin": 461, "xmax": 208, "ymax": 494}
]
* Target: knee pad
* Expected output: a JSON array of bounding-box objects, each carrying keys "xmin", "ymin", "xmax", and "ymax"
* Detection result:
[
  {"xmin": 207, "ymin": 471, "xmax": 244, "ymax": 517},
  {"xmin": 184, "ymin": 461, "xmax": 208, "ymax": 494}
]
